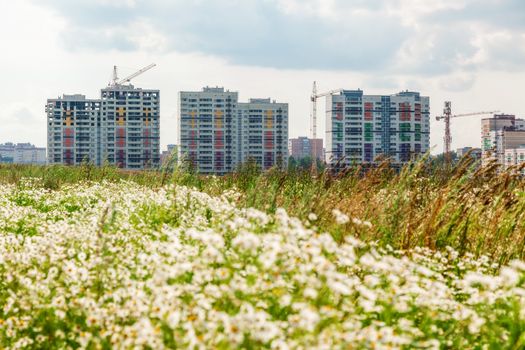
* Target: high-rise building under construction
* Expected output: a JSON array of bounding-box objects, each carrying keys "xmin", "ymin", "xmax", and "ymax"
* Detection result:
[
  {"xmin": 46, "ymin": 65, "xmax": 160, "ymax": 169},
  {"xmin": 100, "ymin": 85, "xmax": 160, "ymax": 169},
  {"xmin": 179, "ymin": 87, "xmax": 288, "ymax": 174},
  {"xmin": 325, "ymin": 90, "xmax": 430, "ymax": 168}
]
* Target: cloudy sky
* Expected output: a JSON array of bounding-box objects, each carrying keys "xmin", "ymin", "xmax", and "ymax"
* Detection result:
[{"xmin": 1, "ymin": 0, "xmax": 524, "ymax": 153}]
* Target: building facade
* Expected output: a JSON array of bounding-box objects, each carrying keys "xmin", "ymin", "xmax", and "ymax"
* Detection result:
[
  {"xmin": 504, "ymin": 147, "xmax": 525, "ymax": 169},
  {"xmin": 179, "ymin": 87, "xmax": 288, "ymax": 174},
  {"xmin": 326, "ymin": 90, "xmax": 430, "ymax": 168},
  {"xmin": 0, "ymin": 143, "xmax": 46, "ymax": 164},
  {"xmin": 456, "ymin": 147, "xmax": 482, "ymax": 160},
  {"xmin": 289, "ymin": 137, "xmax": 324, "ymax": 160},
  {"xmin": 100, "ymin": 86, "xmax": 160, "ymax": 169},
  {"xmin": 46, "ymin": 86, "xmax": 160, "ymax": 169},
  {"xmin": 179, "ymin": 87, "xmax": 238, "ymax": 174},
  {"xmin": 237, "ymin": 98, "xmax": 288, "ymax": 170},
  {"xmin": 481, "ymin": 114, "xmax": 525, "ymax": 166},
  {"xmin": 46, "ymin": 94, "xmax": 100, "ymax": 165}
]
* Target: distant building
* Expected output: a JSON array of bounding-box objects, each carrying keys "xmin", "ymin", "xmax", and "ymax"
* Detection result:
[
  {"xmin": 46, "ymin": 85, "xmax": 160, "ymax": 169},
  {"xmin": 456, "ymin": 147, "xmax": 482, "ymax": 160},
  {"xmin": 481, "ymin": 114, "xmax": 525, "ymax": 166},
  {"xmin": 326, "ymin": 90, "xmax": 430, "ymax": 168},
  {"xmin": 312, "ymin": 140, "xmax": 324, "ymax": 160},
  {"xmin": 160, "ymin": 144, "xmax": 178, "ymax": 166},
  {"xmin": 46, "ymin": 94, "xmax": 100, "ymax": 165},
  {"xmin": 100, "ymin": 85, "xmax": 160, "ymax": 169},
  {"xmin": 289, "ymin": 137, "xmax": 324, "ymax": 160},
  {"xmin": 179, "ymin": 87, "xmax": 288, "ymax": 174},
  {"xmin": 0, "ymin": 143, "xmax": 46, "ymax": 164},
  {"xmin": 237, "ymin": 98, "xmax": 288, "ymax": 170},
  {"xmin": 179, "ymin": 87, "xmax": 238, "ymax": 174},
  {"xmin": 504, "ymin": 147, "xmax": 525, "ymax": 169}
]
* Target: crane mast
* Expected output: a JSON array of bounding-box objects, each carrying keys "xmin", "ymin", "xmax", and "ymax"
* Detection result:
[
  {"xmin": 310, "ymin": 81, "xmax": 343, "ymax": 140},
  {"xmin": 443, "ymin": 101, "xmax": 452, "ymax": 158},
  {"xmin": 435, "ymin": 101, "xmax": 498, "ymax": 163},
  {"xmin": 310, "ymin": 81, "xmax": 318, "ymax": 139}
]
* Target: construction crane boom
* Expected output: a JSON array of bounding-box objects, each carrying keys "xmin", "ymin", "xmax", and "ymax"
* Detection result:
[
  {"xmin": 110, "ymin": 63, "xmax": 156, "ymax": 86},
  {"xmin": 310, "ymin": 81, "xmax": 343, "ymax": 139},
  {"xmin": 436, "ymin": 110, "xmax": 499, "ymax": 120},
  {"xmin": 436, "ymin": 101, "xmax": 499, "ymax": 164},
  {"xmin": 314, "ymin": 89, "xmax": 344, "ymax": 99}
]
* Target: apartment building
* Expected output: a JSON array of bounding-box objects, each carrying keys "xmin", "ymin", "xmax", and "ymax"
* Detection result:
[
  {"xmin": 100, "ymin": 85, "xmax": 160, "ymax": 169},
  {"xmin": 179, "ymin": 87, "xmax": 288, "ymax": 174},
  {"xmin": 179, "ymin": 87, "xmax": 238, "ymax": 174},
  {"xmin": 0, "ymin": 143, "xmax": 46, "ymax": 164},
  {"xmin": 46, "ymin": 86, "xmax": 160, "ymax": 169},
  {"xmin": 481, "ymin": 114, "xmax": 525, "ymax": 166},
  {"xmin": 326, "ymin": 90, "xmax": 430, "ymax": 168},
  {"xmin": 237, "ymin": 98, "xmax": 288, "ymax": 170},
  {"xmin": 505, "ymin": 147, "xmax": 525, "ymax": 169},
  {"xmin": 456, "ymin": 147, "xmax": 482, "ymax": 160},
  {"xmin": 289, "ymin": 137, "xmax": 324, "ymax": 160},
  {"xmin": 46, "ymin": 94, "xmax": 100, "ymax": 165}
]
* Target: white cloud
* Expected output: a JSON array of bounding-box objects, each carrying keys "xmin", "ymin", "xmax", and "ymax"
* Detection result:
[
  {"xmin": 31, "ymin": 0, "xmax": 525, "ymax": 77},
  {"xmin": 438, "ymin": 72, "xmax": 477, "ymax": 92}
]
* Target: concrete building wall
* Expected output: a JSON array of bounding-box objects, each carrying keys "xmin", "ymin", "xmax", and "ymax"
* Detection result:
[{"xmin": 326, "ymin": 90, "xmax": 430, "ymax": 168}]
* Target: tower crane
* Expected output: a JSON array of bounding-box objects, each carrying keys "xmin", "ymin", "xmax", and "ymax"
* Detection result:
[
  {"xmin": 310, "ymin": 81, "xmax": 343, "ymax": 139},
  {"xmin": 436, "ymin": 101, "xmax": 499, "ymax": 163},
  {"xmin": 110, "ymin": 63, "xmax": 156, "ymax": 87}
]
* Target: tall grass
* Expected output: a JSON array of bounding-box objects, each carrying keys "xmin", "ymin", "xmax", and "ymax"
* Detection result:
[{"xmin": 2, "ymin": 156, "xmax": 525, "ymax": 263}]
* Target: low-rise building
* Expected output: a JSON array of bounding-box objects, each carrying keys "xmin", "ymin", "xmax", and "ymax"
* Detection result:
[
  {"xmin": 504, "ymin": 147, "xmax": 525, "ymax": 169},
  {"xmin": 0, "ymin": 143, "xmax": 46, "ymax": 164},
  {"xmin": 456, "ymin": 147, "xmax": 482, "ymax": 160},
  {"xmin": 160, "ymin": 144, "xmax": 178, "ymax": 166},
  {"xmin": 289, "ymin": 137, "xmax": 324, "ymax": 160}
]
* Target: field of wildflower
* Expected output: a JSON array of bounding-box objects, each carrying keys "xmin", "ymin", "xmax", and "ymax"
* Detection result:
[{"xmin": 1, "ymin": 163, "xmax": 525, "ymax": 348}]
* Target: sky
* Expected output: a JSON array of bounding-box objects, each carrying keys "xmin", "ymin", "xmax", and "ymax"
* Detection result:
[{"xmin": 1, "ymin": 0, "xmax": 524, "ymax": 153}]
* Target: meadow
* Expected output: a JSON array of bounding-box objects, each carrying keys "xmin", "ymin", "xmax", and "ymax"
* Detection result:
[{"xmin": 1, "ymin": 158, "xmax": 525, "ymax": 348}]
